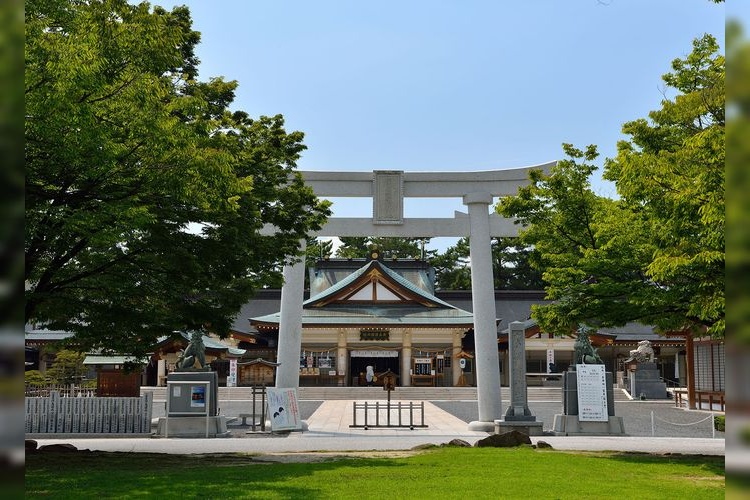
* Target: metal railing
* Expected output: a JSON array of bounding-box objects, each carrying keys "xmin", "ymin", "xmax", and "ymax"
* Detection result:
[{"xmin": 350, "ymin": 401, "xmax": 427, "ymax": 430}]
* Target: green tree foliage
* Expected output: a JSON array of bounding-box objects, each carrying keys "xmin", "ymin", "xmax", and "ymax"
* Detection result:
[
  {"xmin": 25, "ymin": 0, "xmax": 330, "ymax": 356},
  {"xmin": 44, "ymin": 350, "xmax": 87, "ymax": 385},
  {"xmin": 334, "ymin": 237, "xmax": 430, "ymax": 260},
  {"xmin": 432, "ymin": 237, "xmax": 543, "ymax": 291},
  {"xmin": 306, "ymin": 238, "xmax": 333, "ymax": 263},
  {"xmin": 498, "ymin": 35, "xmax": 724, "ymax": 338},
  {"xmin": 727, "ymin": 20, "xmax": 750, "ymax": 342},
  {"xmin": 605, "ymin": 34, "xmax": 724, "ymax": 337},
  {"xmin": 431, "ymin": 238, "xmax": 472, "ymax": 290}
]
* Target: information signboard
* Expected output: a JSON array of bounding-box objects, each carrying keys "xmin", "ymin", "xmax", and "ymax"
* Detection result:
[
  {"xmin": 266, "ymin": 388, "xmax": 302, "ymax": 431},
  {"xmin": 575, "ymin": 364, "xmax": 608, "ymax": 421}
]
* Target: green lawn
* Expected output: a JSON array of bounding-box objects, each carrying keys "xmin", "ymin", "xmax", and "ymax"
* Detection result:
[{"xmin": 26, "ymin": 447, "xmax": 724, "ymax": 499}]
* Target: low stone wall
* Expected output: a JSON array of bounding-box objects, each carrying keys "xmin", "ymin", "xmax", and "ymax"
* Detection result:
[{"xmin": 25, "ymin": 391, "xmax": 153, "ymax": 435}]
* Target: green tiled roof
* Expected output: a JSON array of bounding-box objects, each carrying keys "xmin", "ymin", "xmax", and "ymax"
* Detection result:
[
  {"xmin": 305, "ymin": 260, "xmax": 454, "ymax": 309},
  {"xmin": 252, "ymin": 260, "xmax": 475, "ymax": 328},
  {"xmin": 155, "ymin": 332, "xmax": 246, "ymax": 356}
]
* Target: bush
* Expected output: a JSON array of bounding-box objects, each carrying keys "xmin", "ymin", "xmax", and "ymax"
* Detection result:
[
  {"xmin": 24, "ymin": 370, "xmax": 51, "ymax": 386},
  {"xmin": 714, "ymin": 415, "xmax": 725, "ymax": 432}
]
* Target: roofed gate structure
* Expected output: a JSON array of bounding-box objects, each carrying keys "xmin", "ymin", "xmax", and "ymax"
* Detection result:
[{"xmin": 269, "ymin": 164, "xmax": 553, "ymax": 431}]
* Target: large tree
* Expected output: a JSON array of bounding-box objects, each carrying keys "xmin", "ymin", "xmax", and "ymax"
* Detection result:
[
  {"xmin": 498, "ymin": 35, "xmax": 724, "ymax": 338},
  {"xmin": 431, "ymin": 237, "xmax": 543, "ymax": 291},
  {"xmin": 604, "ymin": 34, "xmax": 724, "ymax": 338},
  {"xmin": 25, "ymin": 0, "xmax": 330, "ymax": 356}
]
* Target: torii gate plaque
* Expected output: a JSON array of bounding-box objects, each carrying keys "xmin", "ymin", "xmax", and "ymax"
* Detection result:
[{"xmin": 273, "ymin": 162, "xmax": 554, "ymax": 431}]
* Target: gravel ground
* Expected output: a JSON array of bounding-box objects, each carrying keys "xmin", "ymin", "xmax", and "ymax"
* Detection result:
[
  {"xmin": 432, "ymin": 400, "xmax": 722, "ymax": 438},
  {"xmin": 159, "ymin": 398, "xmax": 722, "ymax": 439}
]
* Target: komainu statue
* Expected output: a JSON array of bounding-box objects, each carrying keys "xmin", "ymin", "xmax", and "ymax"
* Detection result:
[
  {"xmin": 574, "ymin": 325, "xmax": 603, "ymax": 365},
  {"xmin": 175, "ymin": 330, "xmax": 207, "ymax": 370},
  {"xmin": 624, "ymin": 340, "xmax": 655, "ymax": 363}
]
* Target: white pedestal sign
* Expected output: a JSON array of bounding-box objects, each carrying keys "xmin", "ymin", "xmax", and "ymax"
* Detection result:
[
  {"xmin": 575, "ymin": 364, "xmax": 608, "ymax": 422},
  {"xmin": 267, "ymin": 388, "xmax": 302, "ymax": 431}
]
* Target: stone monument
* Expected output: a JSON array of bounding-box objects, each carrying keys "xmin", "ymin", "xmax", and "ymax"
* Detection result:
[
  {"xmin": 155, "ymin": 330, "xmax": 229, "ymax": 438},
  {"xmin": 552, "ymin": 325, "xmax": 626, "ymax": 436},
  {"xmin": 624, "ymin": 340, "xmax": 668, "ymax": 399},
  {"xmin": 495, "ymin": 322, "xmax": 544, "ymax": 435}
]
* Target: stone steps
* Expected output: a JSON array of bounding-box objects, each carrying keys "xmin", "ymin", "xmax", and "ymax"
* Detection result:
[{"xmin": 141, "ymin": 385, "xmax": 632, "ymax": 402}]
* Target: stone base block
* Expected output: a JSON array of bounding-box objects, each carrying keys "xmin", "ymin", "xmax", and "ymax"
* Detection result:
[
  {"xmin": 155, "ymin": 416, "xmax": 230, "ymax": 438},
  {"xmin": 494, "ymin": 420, "xmax": 544, "ymax": 436},
  {"xmin": 552, "ymin": 414, "xmax": 626, "ymax": 436},
  {"xmin": 468, "ymin": 420, "xmax": 496, "ymax": 432}
]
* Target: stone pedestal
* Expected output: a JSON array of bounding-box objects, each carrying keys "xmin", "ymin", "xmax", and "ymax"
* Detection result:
[
  {"xmin": 494, "ymin": 420, "xmax": 544, "ymax": 436},
  {"xmin": 155, "ymin": 416, "xmax": 230, "ymax": 438},
  {"xmin": 167, "ymin": 371, "xmax": 218, "ymax": 416},
  {"xmin": 552, "ymin": 414, "xmax": 625, "ymax": 436},
  {"xmin": 553, "ymin": 369, "xmax": 626, "ymax": 436},
  {"xmin": 629, "ymin": 362, "xmax": 669, "ymax": 399}
]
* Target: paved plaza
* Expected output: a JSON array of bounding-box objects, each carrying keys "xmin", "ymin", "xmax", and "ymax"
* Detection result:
[{"xmin": 30, "ymin": 392, "xmax": 726, "ymax": 458}]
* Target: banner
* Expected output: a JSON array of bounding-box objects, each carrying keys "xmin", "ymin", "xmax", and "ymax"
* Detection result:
[
  {"xmin": 227, "ymin": 359, "xmax": 237, "ymax": 387},
  {"xmin": 546, "ymin": 349, "xmax": 555, "ymax": 373}
]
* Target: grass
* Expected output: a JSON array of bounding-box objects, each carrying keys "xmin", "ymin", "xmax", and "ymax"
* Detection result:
[{"xmin": 26, "ymin": 447, "xmax": 724, "ymax": 499}]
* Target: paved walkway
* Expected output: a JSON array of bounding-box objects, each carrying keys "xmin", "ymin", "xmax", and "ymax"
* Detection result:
[{"xmin": 31, "ymin": 399, "xmax": 725, "ymax": 456}]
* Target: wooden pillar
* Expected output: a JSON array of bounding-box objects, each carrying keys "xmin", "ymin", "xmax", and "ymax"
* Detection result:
[
  {"xmin": 686, "ymin": 334, "xmax": 696, "ymax": 409},
  {"xmin": 401, "ymin": 331, "xmax": 412, "ymax": 387}
]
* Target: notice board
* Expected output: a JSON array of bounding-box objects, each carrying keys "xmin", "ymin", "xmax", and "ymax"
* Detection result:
[
  {"xmin": 575, "ymin": 364, "xmax": 608, "ymax": 421},
  {"xmin": 266, "ymin": 388, "xmax": 302, "ymax": 431}
]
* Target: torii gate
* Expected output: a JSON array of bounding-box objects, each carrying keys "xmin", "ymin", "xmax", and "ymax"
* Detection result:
[{"xmin": 273, "ymin": 163, "xmax": 554, "ymax": 431}]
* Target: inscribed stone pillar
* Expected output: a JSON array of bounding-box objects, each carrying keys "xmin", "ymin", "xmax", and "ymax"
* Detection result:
[
  {"xmin": 463, "ymin": 192, "xmax": 503, "ymax": 430},
  {"xmin": 275, "ymin": 240, "xmax": 307, "ymax": 389},
  {"xmin": 505, "ymin": 321, "xmax": 534, "ymax": 420},
  {"xmin": 402, "ymin": 330, "xmax": 412, "ymax": 387}
]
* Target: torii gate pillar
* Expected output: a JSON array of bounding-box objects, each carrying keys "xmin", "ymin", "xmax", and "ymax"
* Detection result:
[{"xmin": 464, "ymin": 192, "xmax": 503, "ymax": 431}]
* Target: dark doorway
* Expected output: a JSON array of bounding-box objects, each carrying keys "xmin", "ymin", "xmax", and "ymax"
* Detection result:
[{"xmin": 350, "ymin": 356, "xmax": 399, "ymax": 386}]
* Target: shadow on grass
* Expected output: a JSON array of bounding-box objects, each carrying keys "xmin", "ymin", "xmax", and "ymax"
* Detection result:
[
  {"xmin": 586, "ymin": 451, "xmax": 725, "ymax": 477},
  {"xmin": 26, "ymin": 451, "xmax": 407, "ymax": 499}
]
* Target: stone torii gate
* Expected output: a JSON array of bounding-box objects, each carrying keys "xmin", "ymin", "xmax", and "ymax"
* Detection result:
[{"xmin": 273, "ymin": 163, "xmax": 554, "ymax": 431}]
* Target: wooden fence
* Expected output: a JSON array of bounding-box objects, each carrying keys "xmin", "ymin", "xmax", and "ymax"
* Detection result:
[{"xmin": 25, "ymin": 391, "xmax": 153, "ymax": 434}]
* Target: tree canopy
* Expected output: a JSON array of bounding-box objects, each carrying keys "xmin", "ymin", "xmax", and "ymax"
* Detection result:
[
  {"xmin": 431, "ymin": 237, "xmax": 543, "ymax": 291},
  {"xmin": 498, "ymin": 35, "xmax": 724, "ymax": 338},
  {"xmin": 334, "ymin": 237, "xmax": 431, "ymax": 260},
  {"xmin": 25, "ymin": 0, "xmax": 330, "ymax": 356}
]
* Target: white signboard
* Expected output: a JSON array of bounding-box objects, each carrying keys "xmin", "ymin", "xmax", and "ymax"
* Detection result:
[
  {"xmin": 576, "ymin": 364, "xmax": 608, "ymax": 422},
  {"xmin": 266, "ymin": 388, "xmax": 302, "ymax": 431},
  {"xmin": 350, "ymin": 350, "xmax": 398, "ymax": 358},
  {"xmin": 227, "ymin": 358, "xmax": 238, "ymax": 387}
]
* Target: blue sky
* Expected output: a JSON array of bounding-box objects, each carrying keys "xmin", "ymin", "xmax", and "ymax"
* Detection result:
[{"xmin": 155, "ymin": 0, "xmax": 724, "ymax": 252}]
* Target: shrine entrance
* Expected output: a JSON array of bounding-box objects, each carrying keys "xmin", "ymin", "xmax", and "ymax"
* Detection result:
[
  {"xmin": 266, "ymin": 164, "xmax": 554, "ymax": 431},
  {"xmin": 350, "ymin": 351, "xmax": 400, "ymax": 387}
]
